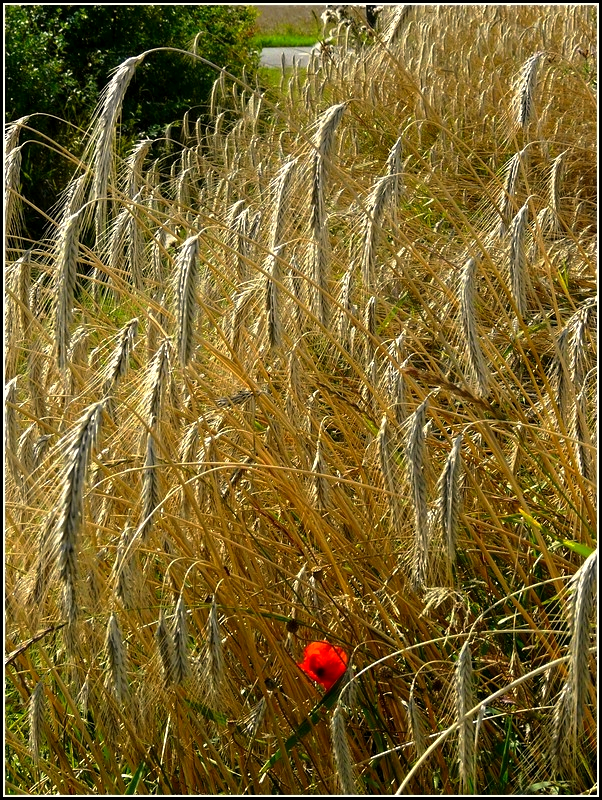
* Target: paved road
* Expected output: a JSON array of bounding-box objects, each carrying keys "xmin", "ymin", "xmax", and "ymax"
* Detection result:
[{"xmin": 260, "ymin": 46, "xmax": 317, "ymax": 68}]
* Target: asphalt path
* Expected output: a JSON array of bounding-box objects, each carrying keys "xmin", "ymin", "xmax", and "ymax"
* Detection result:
[{"xmin": 260, "ymin": 46, "xmax": 317, "ymax": 68}]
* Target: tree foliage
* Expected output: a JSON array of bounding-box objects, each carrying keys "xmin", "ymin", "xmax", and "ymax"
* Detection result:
[{"xmin": 5, "ymin": 4, "xmax": 259, "ymax": 236}]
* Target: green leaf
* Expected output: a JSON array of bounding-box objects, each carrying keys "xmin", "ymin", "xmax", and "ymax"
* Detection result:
[
  {"xmin": 258, "ymin": 679, "xmax": 343, "ymax": 777},
  {"xmin": 124, "ymin": 761, "xmax": 147, "ymax": 795}
]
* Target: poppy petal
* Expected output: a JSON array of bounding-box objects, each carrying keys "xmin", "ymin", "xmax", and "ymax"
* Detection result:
[{"xmin": 298, "ymin": 641, "xmax": 348, "ymax": 690}]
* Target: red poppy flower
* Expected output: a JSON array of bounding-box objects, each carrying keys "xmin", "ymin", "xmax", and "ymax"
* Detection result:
[{"xmin": 298, "ymin": 641, "xmax": 348, "ymax": 691}]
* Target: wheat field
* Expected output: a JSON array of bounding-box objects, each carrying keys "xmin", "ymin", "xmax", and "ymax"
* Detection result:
[{"xmin": 4, "ymin": 5, "xmax": 597, "ymax": 795}]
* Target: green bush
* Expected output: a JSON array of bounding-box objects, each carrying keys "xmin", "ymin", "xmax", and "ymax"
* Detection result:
[{"xmin": 5, "ymin": 4, "xmax": 259, "ymax": 239}]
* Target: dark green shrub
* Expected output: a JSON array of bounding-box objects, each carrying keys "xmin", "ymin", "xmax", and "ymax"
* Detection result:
[{"xmin": 5, "ymin": 5, "xmax": 259, "ymax": 238}]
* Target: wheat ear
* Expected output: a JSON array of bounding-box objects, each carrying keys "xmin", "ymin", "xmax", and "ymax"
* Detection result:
[
  {"xmin": 497, "ymin": 147, "xmax": 528, "ymax": 239},
  {"xmin": 172, "ymin": 593, "xmax": 191, "ymax": 685},
  {"xmin": 308, "ymin": 102, "xmax": 347, "ymax": 326},
  {"xmin": 52, "ymin": 401, "xmax": 105, "ymax": 624},
  {"xmin": 125, "ymin": 137, "xmax": 152, "ymax": 198},
  {"xmin": 140, "ymin": 431, "xmax": 161, "ymax": 542},
  {"xmin": 310, "ymin": 419, "xmax": 332, "ymax": 512},
  {"xmin": 28, "ymin": 679, "xmax": 46, "ymax": 765},
  {"xmin": 549, "ymin": 150, "xmax": 567, "ymax": 232},
  {"xmin": 437, "ymin": 433, "xmax": 463, "ymax": 585},
  {"xmin": 268, "ymin": 157, "xmax": 298, "ymax": 251},
  {"xmin": 551, "ymin": 550, "xmax": 597, "ymax": 772},
  {"xmin": 361, "ymin": 174, "xmax": 396, "ymax": 290},
  {"xmin": 363, "ymin": 295, "xmax": 378, "ymax": 366},
  {"xmin": 113, "ymin": 523, "xmax": 135, "ymax": 609},
  {"xmin": 383, "ymin": 5, "xmax": 413, "ymax": 45},
  {"xmin": 91, "ymin": 55, "xmax": 145, "ymax": 242},
  {"xmin": 102, "ymin": 318, "xmax": 138, "ymax": 413},
  {"xmin": 511, "ymin": 51, "xmax": 546, "ymax": 137},
  {"xmin": 459, "ymin": 255, "xmax": 490, "ymax": 398},
  {"xmin": 508, "ymin": 199, "xmax": 530, "ymax": 323},
  {"xmin": 126, "ymin": 189, "xmax": 145, "ymax": 291},
  {"xmin": 6, "ymin": 249, "xmax": 32, "ymax": 354},
  {"xmin": 155, "ymin": 609, "xmax": 176, "ymax": 688},
  {"xmin": 5, "ymin": 144, "xmax": 23, "ymax": 242},
  {"xmin": 572, "ymin": 382, "xmax": 594, "ymax": 481},
  {"xmin": 144, "ymin": 338, "xmax": 171, "ymax": 427},
  {"xmin": 566, "ymin": 550, "xmax": 597, "ymax": 731},
  {"xmin": 386, "ymin": 136, "xmax": 404, "ymax": 226},
  {"xmin": 338, "ymin": 265, "xmax": 355, "ymax": 352},
  {"xmin": 331, "ymin": 701, "xmax": 360, "ymax": 794},
  {"xmin": 385, "ymin": 333, "xmax": 407, "ymax": 425},
  {"xmin": 107, "ymin": 204, "xmax": 130, "ymax": 287},
  {"xmin": 5, "ymin": 377, "xmax": 20, "ymax": 487},
  {"xmin": 455, "ymin": 640, "xmax": 476, "ymax": 794},
  {"xmin": 179, "ymin": 421, "xmax": 201, "ymax": 517},
  {"xmin": 104, "ymin": 612, "xmax": 129, "ymax": 703},
  {"xmin": 175, "ymin": 233, "xmax": 202, "ymax": 367},
  {"xmin": 54, "ymin": 210, "xmax": 82, "ymax": 374},
  {"xmin": 377, "ymin": 413, "xmax": 404, "ymax": 540},
  {"xmin": 406, "ymin": 397, "xmax": 430, "ymax": 590},
  {"xmin": 265, "ymin": 244, "xmax": 285, "ymax": 351},
  {"xmin": 201, "ymin": 595, "xmax": 226, "ymax": 709},
  {"xmin": 4, "ymin": 117, "xmax": 30, "ymax": 240},
  {"xmin": 404, "ymin": 687, "xmax": 427, "ymax": 758},
  {"xmin": 225, "ymin": 201, "xmax": 248, "ymax": 282}
]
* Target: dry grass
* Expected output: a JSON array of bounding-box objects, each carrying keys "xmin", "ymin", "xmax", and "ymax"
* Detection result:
[{"xmin": 5, "ymin": 5, "xmax": 596, "ymax": 795}]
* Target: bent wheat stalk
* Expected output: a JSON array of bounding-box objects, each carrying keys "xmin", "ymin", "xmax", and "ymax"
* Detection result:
[
  {"xmin": 90, "ymin": 55, "xmax": 145, "ymax": 243},
  {"xmin": 308, "ymin": 102, "xmax": 347, "ymax": 326}
]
